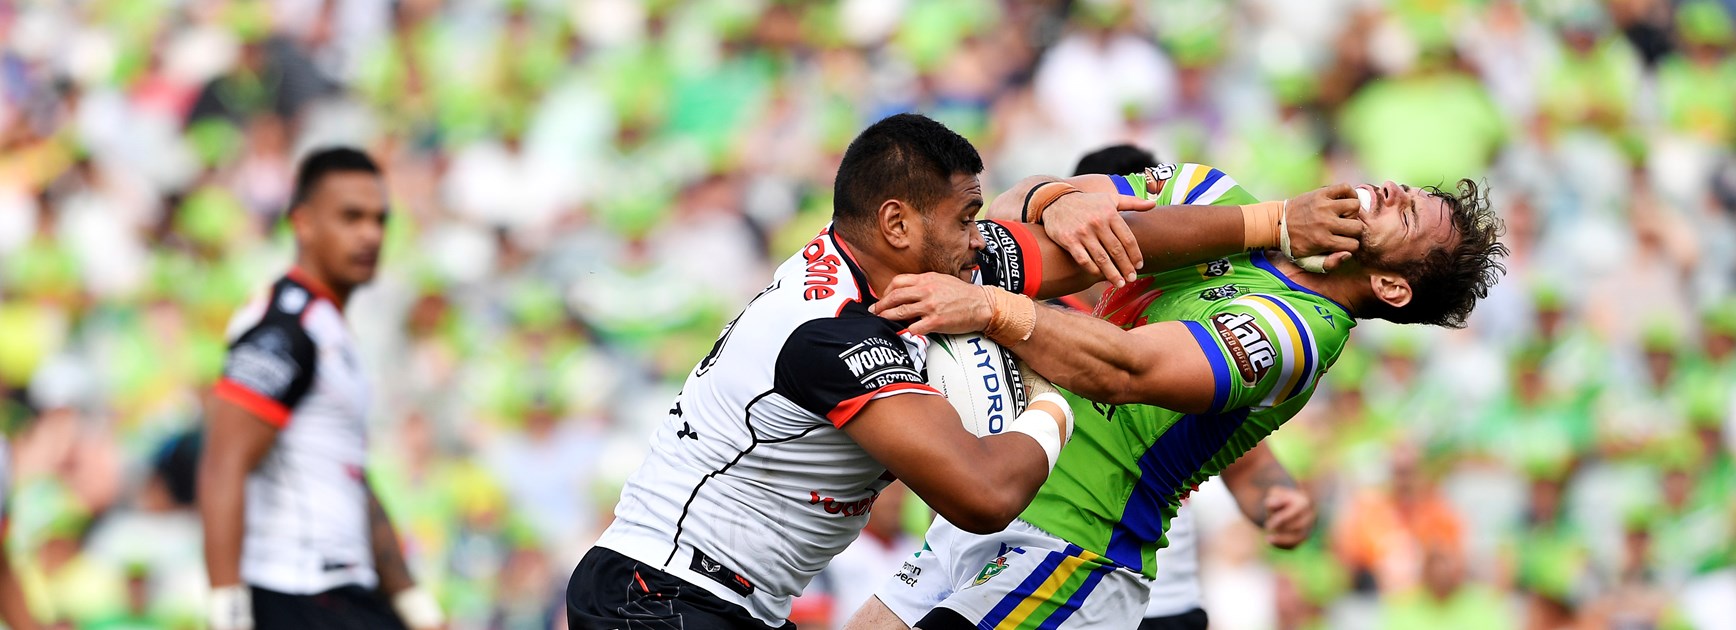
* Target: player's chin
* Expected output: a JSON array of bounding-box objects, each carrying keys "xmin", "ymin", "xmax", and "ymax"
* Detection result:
[{"xmin": 347, "ymin": 260, "xmax": 381, "ymax": 285}]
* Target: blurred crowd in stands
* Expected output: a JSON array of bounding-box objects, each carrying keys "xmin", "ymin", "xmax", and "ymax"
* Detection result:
[{"xmin": 0, "ymin": 0, "xmax": 1733, "ymax": 628}]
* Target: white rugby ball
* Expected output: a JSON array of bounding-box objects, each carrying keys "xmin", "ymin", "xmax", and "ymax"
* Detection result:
[{"xmin": 925, "ymin": 333, "xmax": 1050, "ymax": 437}]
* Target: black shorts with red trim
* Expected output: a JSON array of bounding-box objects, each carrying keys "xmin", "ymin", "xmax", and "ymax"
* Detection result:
[{"xmin": 567, "ymin": 546, "xmax": 792, "ymax": 630}]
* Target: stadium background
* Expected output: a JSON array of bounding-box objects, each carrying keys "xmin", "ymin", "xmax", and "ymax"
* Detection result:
[{"xmin": 0, "ymin": 0, "xmax": 1733, "ymax": 628}]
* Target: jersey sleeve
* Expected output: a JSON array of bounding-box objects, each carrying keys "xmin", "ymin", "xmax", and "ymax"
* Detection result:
[
  {"xmin": 1118, "ymin": 163, "xmax": 1258, "ymax": 206},
  {"xmin": 973, "ymin": 220, "xmax": 1043, "ymax": 298},
  {"xmin": 214, "ymin": 309, "xmax": 318, "ymax": 428},
  {"xmin": 774, "ymin": 316, "xmax": 941, "ymax": 428},
  {"xmin": 1186, "ymin": 294, "xmax": 1331, "ymax": 414}
]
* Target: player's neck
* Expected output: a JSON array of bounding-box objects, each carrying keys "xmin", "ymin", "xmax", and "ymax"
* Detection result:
[
  {"xmin": 1264, "ymin": 253, "xmax": 1365, "ymax": 316},
  {"xmin": 832, "ymin": 232, "xmax": 905, "ymax": 301},
  {"xmin": 291, "ymin": 257, "xmax": 353, "ymax": 310}
]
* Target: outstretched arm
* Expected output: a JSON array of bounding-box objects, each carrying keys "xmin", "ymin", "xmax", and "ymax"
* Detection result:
[
  {"xmin": 996, "ymin": 175, "xmax": 1365, "ymax": 299},
  {"xmin": 1221, "ymin": 443, "xmax": 1315, "ymax": 549},
  {"xmin": 872, "ymin": 274, "xmax": 1220, "ymax": 411}
]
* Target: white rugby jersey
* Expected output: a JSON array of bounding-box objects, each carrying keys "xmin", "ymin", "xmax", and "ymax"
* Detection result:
[
  {"xmin": 214, "ymin": 269, "xmax": 375, "ymax": 595},
  {"xmin": 598, "ymin": 221, "xmax": 1044, "ymax": 625}
]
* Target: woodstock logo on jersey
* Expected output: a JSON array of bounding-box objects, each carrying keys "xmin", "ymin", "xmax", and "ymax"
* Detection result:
[{"xmin": 839, "ymin": 338, "xmax": 920, "ymax": 388}]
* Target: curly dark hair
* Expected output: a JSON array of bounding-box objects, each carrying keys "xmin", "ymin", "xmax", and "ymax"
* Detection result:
[{"xmin": 1364, "ymin": 178, "xmax": 1510, "ymax": 329}]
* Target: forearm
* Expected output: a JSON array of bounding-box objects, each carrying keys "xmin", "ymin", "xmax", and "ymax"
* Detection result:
[
  {"xmin": 198, "ymin": 464, "xmax": 247, "ymax": 588},
  {"xmin": 986, "ymin": 175, "xmax": 1122, "ymax": 222},
  {"xmin": 1123, "ymin": 206, "xmax": 1248, "ymax": 271},
  {"xmin": 915, "ymin": 433, "xmax": 1052, "ymax": 533},
  {"xmin": 367, "ymin": 483, "xmax": 415, "ymax": 596},
  {"xmin": 1222, "ymin": 445, "xmax": 1293, "ymax": 526},
  {"xmin": 1009, "ymin": 305, "xmax": 1153, "ymax": 405}
]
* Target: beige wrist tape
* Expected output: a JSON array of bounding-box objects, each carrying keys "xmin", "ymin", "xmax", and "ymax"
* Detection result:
[
  {"xmin": 982, "ymin": 285, "xmax": 1036, "ymax": 346},
  {"xmin": 1239, "ymin": 200, "xmax": 1285, "ymax": 250},
  {"xmin": 1022, "ymin": 181, "xmax": 1082, "ymax": 224}
]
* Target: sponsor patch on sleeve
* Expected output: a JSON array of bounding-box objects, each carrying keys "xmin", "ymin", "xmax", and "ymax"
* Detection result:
[
  {"xmin": 225, "ymin": 328, "xmax": 303, "ymax": 399},
  {"xmin": 1211, "ymin": 311, "xmax": 1276, "ymax": 386},
  {"xmin": 838, "ymin": 337, "xmax": 924, "ymax": 390}
]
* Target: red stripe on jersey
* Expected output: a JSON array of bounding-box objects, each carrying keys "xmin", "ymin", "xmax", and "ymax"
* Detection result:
[
  {"xmin": 214, "ymin": 378, "xmax": 292, "ymax": 428},
  {"xmin": 826, "ymin": 382, "xmax": 942, "ymax": 428},
  {"xmin": 989, "ymin": 220, "xmax": 1044, "ymax": 298},
  {"xmin": 1054, "ymin": 294, "xmax": 1091, "ymax": 312}
]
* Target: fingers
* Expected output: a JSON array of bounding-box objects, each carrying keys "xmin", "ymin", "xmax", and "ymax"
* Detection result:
[
  {"xmin": 1065, "ymin": 238, "xmax": 1105, "ymax": 281},
  {"xmin": 1322, "ymin": 197, "xmax": 1361, "ymax": 219},
  {"xmin": 1317, "ymin": 182, "xmax": 1355, "ymax": 201},
  {"xmin": 1116, "ymin": 196, "xmax": 1157, "ymax": 212},
  {"xmin": 1107, "ymin": 213, "xmax": 1143, "ymax": 274},
  {"xmin": 1081, "ymin": 237, "xmax": 1123, "ymax": 288},
  {"xmin": 1317, "ymin": 251, "xmax": 1354, "ymax": 272},
  {"xmin": 1096, "ymin": 222, "xmax": 1137, "ymax": 284},
  {"xmin": 869, "ymin": 287, "xmax": 919, "ymax": 315}
]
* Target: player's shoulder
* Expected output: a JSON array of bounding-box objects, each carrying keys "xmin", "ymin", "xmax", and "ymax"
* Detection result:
[
  {"xmin": 767, "ymin": 228, "xmax": 873, "ymax": 314},
  {"xmin": 1129, "ymin": 162, "xmax": 1254, "ymax": 207},
  {"xmin": 227, "ymin": 274, "xmax": 325, "ymax": 339}
]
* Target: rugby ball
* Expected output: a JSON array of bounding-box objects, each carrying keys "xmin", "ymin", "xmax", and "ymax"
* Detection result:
[{"xmin": 924, "ymin": 333, "xmax": 1053, "ymax": 437}]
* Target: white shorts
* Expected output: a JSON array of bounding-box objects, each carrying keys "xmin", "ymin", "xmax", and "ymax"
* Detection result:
[{"xmin": 874, "ymin": 517, "xmax": 1148, "ymax": 629}]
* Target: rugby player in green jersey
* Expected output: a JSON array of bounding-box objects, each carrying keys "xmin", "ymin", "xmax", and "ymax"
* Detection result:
[{"xmin": 852, "ymin": 165, "xmax": 1508, "ymax": 630}]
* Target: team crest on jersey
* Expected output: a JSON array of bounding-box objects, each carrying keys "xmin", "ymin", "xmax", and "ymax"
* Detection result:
[
  {"xmin": 1212, "ymin": 311, "xmax": 1276, "ymax": 385},
  {"xmin": 277, "ymin": 286, "xmax": 308, "ymax": 313},
  {"xmin": 1315, "ymin": 304, "xmax": 1336, "ymax": 326},
  {"xmin": 1198, "ymin": 258, "xmax": 1232, "ymax": 278},
  {"xmin": 973, "ymin": 556, "xmax": 1010, "ymax": 585},
  {"xmin": 1199, "ymin": 284, "xmax": 1240, "ymax": 301}
]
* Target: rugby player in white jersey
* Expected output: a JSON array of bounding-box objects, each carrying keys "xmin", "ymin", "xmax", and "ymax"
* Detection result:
[
  {"xmin": 1069, "ymin": 145, "xmax": 1316, "ymax": 630},
  {"xmin": 567, "ymin": 114, "xmax": 1363, "ymax": 629},
  {"xmin": 199, "ymin": 148, "xmax": 442, "ymax": 630}
]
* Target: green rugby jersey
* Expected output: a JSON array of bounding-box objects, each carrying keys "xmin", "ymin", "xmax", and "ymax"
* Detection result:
[{"xmin": 1019, "ymin": 164, "xmax": 1355, "ymax": 578}]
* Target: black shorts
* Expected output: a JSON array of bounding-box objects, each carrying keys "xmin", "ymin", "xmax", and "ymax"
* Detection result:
[
  {"xmin": 250, "ymin": 584, "xmax": 406, "ymax": 630},
  {"xmin": 567, "ymin": 546, "xmax": 792, "ymax": 630},
  {"xmin": 1139, "ymin": 607, "xmax": 1209, "ymax": 630}
]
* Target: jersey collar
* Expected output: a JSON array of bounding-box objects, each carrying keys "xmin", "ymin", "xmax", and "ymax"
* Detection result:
[
  {"xmin": 1247, "ymin": 251, "xmax": 1351, "ymax": 315},
  {"xmin": 287, "ymin": 267, "xmax": 346, "ymax": 314}
]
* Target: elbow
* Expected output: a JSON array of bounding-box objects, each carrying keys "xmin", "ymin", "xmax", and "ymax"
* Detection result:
[
  {"xmin": 941, "ymin": 484, "xmax": 1029, "ymax": 535},
  {"xmin": 1060, "ymin": 367, "xmax": 1142, "ymax": 407}
]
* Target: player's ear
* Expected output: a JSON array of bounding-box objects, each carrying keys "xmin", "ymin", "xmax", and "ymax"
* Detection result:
[
  {"xmin": 1369, "ymin": 271, "xmax": 1412, "ymax": 309},
  {"xmin": 287, "ymin": 206, "xmax": 311, "ymax": 241},
  {"xmin": 879, "ymin": 199, "xmax": 914, "ymax": 250}
]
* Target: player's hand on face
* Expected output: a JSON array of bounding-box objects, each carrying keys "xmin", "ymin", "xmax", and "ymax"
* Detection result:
[
  {"xmin": 870, "ymin": 273, "xmax": 993, "ymax": 336},
  {"xmin": 1283, "ymin": 184, "xmax": 1364, "ymax": 272},
  {"xmin": 1040, "ymin": 191, "xmax": 1156, "ymax": 288},
  {"xmin": 1261, "ymin": 485, "xmax": 1316, "ymax": 550}
]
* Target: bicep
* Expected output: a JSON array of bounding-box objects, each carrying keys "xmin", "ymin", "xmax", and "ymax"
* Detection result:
[
  {"xmin": 204, "ymin": 396, "xmax": 280, "ymax": 472},
  {"xmin": 1116, "ymin": 321, "xmax": 1222, "ymax": 413},
  {"xmin": 842, "ymin": 393, "xmax": 1041, "ymax": 504}
]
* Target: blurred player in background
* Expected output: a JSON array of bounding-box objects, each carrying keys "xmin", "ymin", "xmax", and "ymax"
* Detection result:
[
  {"xmin": 0, "ymin": 438, "xmax": 40, "ymax": 630},
  {"xmin": 858, "ymin": 164, "xmax": 1507, "ymax": 628},
  {"xmin": 198, "ymin": 148, "xmax": 443, "ymax": 630},
  {"xmin": 1067, "ymin": 145, "xmax": 1317, "ymax": 630}
]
